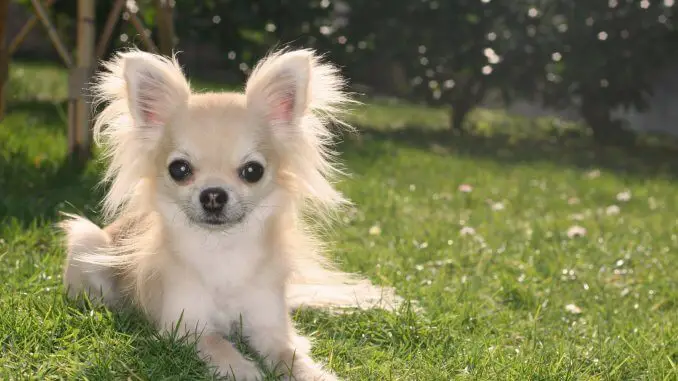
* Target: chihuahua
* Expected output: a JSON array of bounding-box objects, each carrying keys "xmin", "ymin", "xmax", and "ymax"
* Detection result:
[{"xmin": 60, "ymin": 49, "xmax": 401, "ymax": 380}]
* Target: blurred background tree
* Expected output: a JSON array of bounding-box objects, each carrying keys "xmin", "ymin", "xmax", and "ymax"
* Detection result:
[
  {"xmin": 336, "ymin": 0, "xmax": 509, "ymax": 134},
  {"xmin": 7, "ymin": 0, "xmax": 678, "ymax": 144}
]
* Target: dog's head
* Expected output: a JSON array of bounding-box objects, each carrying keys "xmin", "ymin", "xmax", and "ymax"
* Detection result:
[{"xmin": 92, "ymin": 49, "xmax": 352, "ymax": 230}]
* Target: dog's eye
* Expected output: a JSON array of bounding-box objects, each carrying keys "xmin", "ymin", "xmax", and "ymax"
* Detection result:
[
  {"xmin": 168, "ymin": 159, "xmax": 193, "ymax": 182},
  {"xmin": 239, "ymin": 161, "xmax": 264, "ymax": 183}
]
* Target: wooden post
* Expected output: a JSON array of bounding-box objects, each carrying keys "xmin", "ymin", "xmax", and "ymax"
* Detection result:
[
  {"xmin": 154, "ymin": 0, "xmax": 175, "ymax": 56},
  {"xmin": 127, "ymin": 8, "xmax": 159, "ymax": 54},
  {"xmin": 8, "ymin": 0, "xmax": 57, "ymax": 56},
  {"xmin": 31, "ymin": 0, "xmax": 73, "ymax": 68},
  {"xmin": 8, "ymin": 0, "xmax": 163, "ymax": 160},
  {"xmin": 96, "ymin": 0, "xmax": 125, "ymax": 60},
  {"xmin": 0, "ymin": 0, "xmax": 10, "ymax": 120},
  {"xmin": 70, "ymin": 0, "xmax": 95, "ymax": 160}
]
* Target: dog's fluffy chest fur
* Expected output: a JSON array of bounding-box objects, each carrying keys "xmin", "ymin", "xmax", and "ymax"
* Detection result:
[{"xmin": 161, "ymin": 220, "xmax": 286, "ymax": 332}]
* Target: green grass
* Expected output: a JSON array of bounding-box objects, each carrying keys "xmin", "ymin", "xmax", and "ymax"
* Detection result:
[{"xmin": 2, "ymin": 61, "xmax": 678, "ymax": 380}]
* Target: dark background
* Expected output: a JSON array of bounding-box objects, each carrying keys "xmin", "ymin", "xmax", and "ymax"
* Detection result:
[{"xmin": 8, "ymin": 0, "xmax": 678, "ymax": 145}]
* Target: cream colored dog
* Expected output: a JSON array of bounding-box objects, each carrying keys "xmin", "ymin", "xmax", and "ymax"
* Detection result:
[{"xmin": 60, "ymin": 48, "xmax": 401, "ymax": 380}]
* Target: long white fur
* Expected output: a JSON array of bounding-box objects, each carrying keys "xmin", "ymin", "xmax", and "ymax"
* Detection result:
[
  {"xmin": 245, "ymin": 49, "xmax": 354, "ymax": 211},
  {"xmin": 61, "ymin": 48, "xmax": 403, "ymax": 380},
  {"xmin": 91, "ymin": 51, "xmax": 191, "ymax": 222}
]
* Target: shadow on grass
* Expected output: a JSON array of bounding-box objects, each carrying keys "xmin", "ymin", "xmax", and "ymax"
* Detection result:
[
  {"xmin": 0, "ymin": 150, "xmax": 102, "ymax": 226},
  {"xmin": 60, "ymin": 296, "xmax": 214, "ymax": 380},
  {"xmin": 5, "ymin": 97, "xmax": 678, "ymax": 230},
  {"xmin": 0, "ymin": 101, "xmax": 102, "ymax": 227},
  {"xmin": 344, "ymin": 124, "xmax": 678, "ymax": 180},
  {"xmin": 7, "ymin": 99, "xmax": 67, "ymax": 118}
]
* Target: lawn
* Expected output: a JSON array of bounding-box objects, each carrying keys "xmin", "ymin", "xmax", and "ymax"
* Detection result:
[{"xmin": 1, "ymin": 61, "xmax": 677, "ymax": 380}]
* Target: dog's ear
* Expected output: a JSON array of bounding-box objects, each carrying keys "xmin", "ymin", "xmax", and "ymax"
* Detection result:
[
  {"xmin": 120, "ymin": 51, "xmax": 191, "ymax": 128},
  {"xmin": 91, "ymin": 50, "xmax": 192, "ymax": 219},
  {"xmin": 245, "ymin": 49, "xmax": 352, "ymax": 208},
  {"xmin": 245, "ymin": 50, "xmax": 312, "ymax": 137}
]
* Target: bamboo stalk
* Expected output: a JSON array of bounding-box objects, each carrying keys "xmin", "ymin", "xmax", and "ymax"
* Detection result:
[
  {"xmin": 154, "ymin": 0, "xmax": 175, "ymax": 56},
  {"xmin": 31, "ymin": 0, "xmax": 73, "ymax": 68},
  {"xmin": 72, "ymin": 0, "xmax": 95, "ymax": 159},
  {"xmin": 96, "ymin": 0, "xmax": 125, "ymax": 60},
  {"xmin": 126, "ymin": 2, "xmax": 159, "ymax": 54},
  {"xmin": 8, "ymin": 0, "xmax": 56, "ymax": 56},
  {"xmin": 67, "ymin": 96, "xmax": 76, "ymax": 154}
]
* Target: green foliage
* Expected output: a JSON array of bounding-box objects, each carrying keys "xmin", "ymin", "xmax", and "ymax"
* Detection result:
[
  {"xmin": 330, "ymin": 0, "xmax": 678, "ymax": 139},
  {"xmin": 532, "ymin": 1, "xmax": 678, "ymax": 111},
  {"xmin": 10, "ymin": 0, "xmax": 678, "ymax": 140},
  {"xmin": 170, "ymin": 0, "xmax": 336, "ymax": 80}
]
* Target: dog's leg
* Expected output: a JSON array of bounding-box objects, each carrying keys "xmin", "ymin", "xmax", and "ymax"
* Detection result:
[
  {"xmin": 243, "ymin": 291, "xmax": 338, "ymax": 381},
  {"xmin": 276, "ymin": 329, "xmax": 338, "ymax": 381},
  {"xmin": 196, "ymin": 332, "xmax": 263, "ymax": 381},
  {"xmin": 160, "ymin": 299, "xmax": 262, "ymax": 380}
]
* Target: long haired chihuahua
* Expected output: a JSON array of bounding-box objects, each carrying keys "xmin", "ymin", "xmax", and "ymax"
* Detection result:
[{"xmin": 59, "ymin": 49, "xmax": 401, "ymax": 380}]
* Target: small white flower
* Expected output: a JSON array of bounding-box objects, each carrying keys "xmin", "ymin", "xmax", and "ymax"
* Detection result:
[
  {"xmin": 616, "ymin": 190, "xmax": 632, "ymax": 202},
  {"xmin": 458, "ymin": 184, "xmax": 473, "ymax": 193},
  {"xmin": 586, "ymin": 169, "xmax": 601, "ymax": 179},
  {"xmin": 605, "ymin": 205, "xmax": 620, "ymax": 216},
  {"xmin": 567, "ymin": 225, "xmax": 587, "ymax": 238},
  {"xmin": 648, "ymin": 197, "xmax": 658, "ymax": 210},
  {"xmin": 565, "ymin": 303, "xmax": 583, "ymax": 314},
  {"xmin": 569, "ymin": 213, "xmax": 585, "ymax": 221},
  {"xmin": 429, "ymin": 143, "xmax": 449, "ymax": 155},
  {"xmin": 460, "ymin": 226, "xmax": 476, "ymax": 236},
  {"xmin": 491, "ymin": 202, "xmax": 505, "ymax": 211},
  {"xmin": 368, "ymin": 224, "xmax": 382, "ymax": 236}
]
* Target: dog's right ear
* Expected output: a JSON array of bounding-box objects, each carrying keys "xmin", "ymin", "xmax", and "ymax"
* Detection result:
[
  {"xmin": 94, "ymin": 49, "xmax": 190, "ymax": 136},
  {"xmin": 120, "ymin": 51, "xmax": 190, "ymax": 128}
]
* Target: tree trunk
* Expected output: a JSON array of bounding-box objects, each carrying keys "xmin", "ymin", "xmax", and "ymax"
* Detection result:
[
  {"xmin": 580, "ymin": 94, "xmax": 635, "ymax": 146},
  {"xmin": 449, "ymin": 101, "xmax": 471, "ymax": 134},
  {"xmin": 447, "ymin": 79, "xmax": 486, "ymax": 134}
]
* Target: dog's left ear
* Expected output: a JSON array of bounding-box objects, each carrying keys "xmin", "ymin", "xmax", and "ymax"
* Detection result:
[{"xmin": 245, "ymin": 50, "xmax": 312, "ymax": 136}]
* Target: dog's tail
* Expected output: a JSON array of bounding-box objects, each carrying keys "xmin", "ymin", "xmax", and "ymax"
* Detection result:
[
  {"xmin": 286, "ymin": 249, "xmax": 404, "ymax": 312},
  {"xmin": 59, "ymin": 214, "xmax": 119, "ymax": 306}
]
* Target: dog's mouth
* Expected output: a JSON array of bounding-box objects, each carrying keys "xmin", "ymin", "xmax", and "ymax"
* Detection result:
[
  {"xmin": 181, "ymin": 201, "xmax": 249, "ymax": 229},
  {"xmin": 188, "ymin": 211, "xmax": 246, "ymax": 228},
  {"xmin": 199, "ymin": 214, "xmax": 228, "ymax": 226},
  {"xmin": 202, "ymin": 218, "xmax": 227, "ymax": 226}
]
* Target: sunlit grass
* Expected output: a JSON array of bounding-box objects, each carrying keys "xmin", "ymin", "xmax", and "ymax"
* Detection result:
[{"xmin": 1, "ymin": 61, "xmax": 677, "ymax": 380}]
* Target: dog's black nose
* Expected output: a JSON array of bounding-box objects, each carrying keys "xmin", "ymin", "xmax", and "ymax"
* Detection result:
[{"xmin": 199, "ymin": 187, "xmax": 228, "ymax": 213}]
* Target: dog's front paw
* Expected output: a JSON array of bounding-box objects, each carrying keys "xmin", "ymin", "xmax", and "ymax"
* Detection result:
[
  {"xmin": 216, "ymin": 357, "xmax": 262, "ymax": 381},
  {"xmin": 289, "ymin": 370, "xmax": 339, "ymax": 381},
  {"xmin": 280, "ymin": 361, "xmax": 339, "ymax": 381}
]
